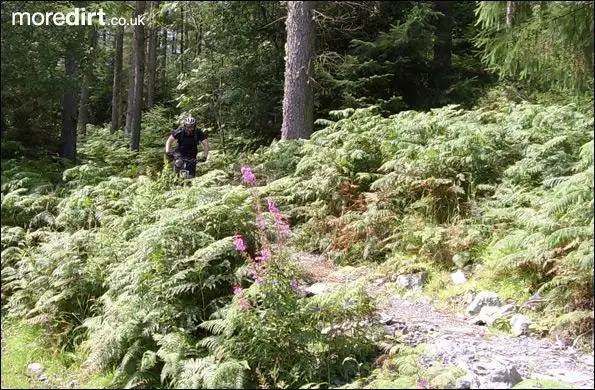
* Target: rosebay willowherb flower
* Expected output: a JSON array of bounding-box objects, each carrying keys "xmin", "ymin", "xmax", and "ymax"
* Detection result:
[
  {"xmin": 249, "ymin": 263, "xmax": 264, "ymax": 284},
  {"xmin": 241, "ymin": 167, "xmax": 257, "ymax": 185},
  {"xmin": 233, "ymin": 167, "xmax": 297, "ymax": 291},
  {"xmin": 267, "ymin": 198, "xmax": 280, "ymax": 214},
  {"xmin": 256, "ymin": 215, "xmax": 267, "ymax": 232},
  {"xmin": 233, "ymin": 235, "xmax": 246, "ymax": 253},
  {"xmin": 267, "ymin": 198, "xmax": 292, "ymax": 239},
  {"xmin": 255, "ymin": 247, "xmax": 272, "ymax": 263},
  {"xmin": 239, "ymin": 297, "xmax": 251, "ymax": 310},
  {"xmin": 274, "ymin": 217, "xmax": 292, "ymax": 239}
]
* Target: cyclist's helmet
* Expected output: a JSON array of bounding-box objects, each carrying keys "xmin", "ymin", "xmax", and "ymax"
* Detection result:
[{"xmin": 183, "ymin": 116, "xmax": 196, "ymax": 126}]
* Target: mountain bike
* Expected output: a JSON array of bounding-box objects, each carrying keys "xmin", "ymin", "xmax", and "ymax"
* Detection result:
[
  {"xmin": 165, "ymin": 152, "xmax": 205, "ymax": 184},
  {"xmin": 173, "ymin": 155, "xmax": 198, "ymax": 179}
]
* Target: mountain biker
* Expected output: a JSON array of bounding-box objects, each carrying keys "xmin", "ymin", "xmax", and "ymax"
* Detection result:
[{"xmin": 165, "ymin": 116, "xmax": 209, "ymax": 178}]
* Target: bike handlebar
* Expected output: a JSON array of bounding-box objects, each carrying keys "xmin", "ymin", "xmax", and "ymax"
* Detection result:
[{"xmin": 173, "ymin": 154, "xmax": 205, "ymax": 163}]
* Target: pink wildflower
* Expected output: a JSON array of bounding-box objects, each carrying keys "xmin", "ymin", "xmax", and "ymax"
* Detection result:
[
  {"xmin": 290, "ymin": 279, "xmax": 299, "ymax": 289},
  {"xmin": 251, "ymin": 268, "xmax": 264, "ymax": 284},
  {"xmin": 239, "ymin": 297, "xmax": 251, "ymax": 310},
  {"xmin": 241, "ymin": 167, "xmax": 256, "ymax": 185},
  {"xmin": 275, "ymin": 217, "xmax": 292, "ymax": 239},
  {"xmin": 249, "ymin": 263, "xmax": 261, "ymax": 280},
  {"xmin": 416, "ymin": 379, "xmax": 429, "ymax": 389},
  {"xmin": 233, "ymin": 235, "xmax": 246, "ymax": 253},
  {"xmin": 256, "ymin": 215, "xmax": 267, "ymax": 231},
  {"xmin": 249, "ymin": 262, "xmax": 266, "ymax": 284},
  {"xmin": 267, "ymin": 198, "xmax": 292, "ymax": 239},
  {"xmin": 267, "ymin": 198, "xmax": 280, "ymax": 214},
  {"xmin": 255, "ymin": 247, "xmax": 272, "ymax": 263},
  {"xmin": 233, "ymin": 284, "xmax": 242, "ymax": 295},
  {"xmin": 249, "ymin": 264, "xmax": 258, "ymax": 278}
]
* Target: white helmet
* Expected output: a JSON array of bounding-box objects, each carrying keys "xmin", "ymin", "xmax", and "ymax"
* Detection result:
[{"xmin": 183, "ymin": 116, "xmax": 196, "ymax": 126}]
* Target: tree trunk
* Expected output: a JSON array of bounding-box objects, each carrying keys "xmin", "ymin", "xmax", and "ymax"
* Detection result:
[
  {"xmin": 506, "ymin": 1, "xmax": 514, "ymax": 28},
  {"xmin": 61, "ymin": 43, "xmax": 77, "ymax": 164},
  {"xmin": 180, "ymin": 5, "xmax": 184, "ymax": 54},
  {"xmin": 111, "ymin": 26, "xmax": 124, "ymax": 133},
  {"xmin": 77, "ymin": 74, "xmax": 90, "ymax": 137},
  {"xmin": 432, "ymin": 1, "xmax": 453, "ymax": 92},
  {"xmin": 130, "ymin": 1, "xmax": 146, "ymax": 152},
  {"xmin": 1, "ymin": 112, "xmax": 5, "ymax": 140},
  {"xmin": 171, "ymin": 31, "xmax": 176, "ymax": 54},
  {"xmin": 125, "ymin": 26, "xmax": 137, "ymax": 136},
  {"xmin": 77, "ymin": 26, "xmax": 98, "ymax": 137},
  {"xmin": 147, "ymin": 1, "xmax": 158, "ymax": 108},
  {"xmin": 180, "ymin": 5, "xmax": 185, "ymax": 72},
  {"xmin": 160, "ymin": 28, "xmax": 167, "ymax": 99},
  {"xmin": 281, "ymin": 1, "xmax": 315, "ymax": 140},
  {"xmin": 184, "ymin": 7, "xmax": 189, "ymax": 53},
  {"xmin": 197, "ymin": 22, "xmax": 202, "ymax": 56}
]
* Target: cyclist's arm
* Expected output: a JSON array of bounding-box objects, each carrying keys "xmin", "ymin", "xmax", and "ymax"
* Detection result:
[
  {"xmin": 165, "ymin": 135, "xmax": 176, "ymax": 153},
  {"xmin": 201, "ymin": 139, "xmax": 209, "ymax": 159}
]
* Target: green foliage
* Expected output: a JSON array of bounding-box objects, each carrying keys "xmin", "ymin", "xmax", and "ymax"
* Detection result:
[
  {"xmin": 2, "ymin": 143, "xmax": 254, "ymax": 388},
  {"xmin": 328, "ymin": 3, "xmax": 438, "ymax": 114},
  {"xmin": 175, "ymin": 1, "xmax": 285, "ymax": 143},
  {"xmin": 76, "ymin": 106, "xmax": 175, "ymax": 179},
  {"xmin": 77, "ymin": 128, "xmax": 132, "ymax": 174},
  {"xmin": 0, "ymin": 157, "xmax": 70, "ymax": 230},
  {"xmin": 474, "ymin": 1, "xmax": 594, "ymax": 94},
  {"xmin": 483, "ymin": 133, "xmax": 593, "ymax": 320},
  {"xmin": 0, "ymin": 1, "xmax": 103, "ymax": 157},
  {"xmin": 75, "ymin": 186, "xmax": 251, "ymax": 385},
  {"xmin": 173, "ymin": 355, "xmax": 249, "ymax": 389},
  {"xmin": 137, "ymin": 106, "xmax": 177, "ymax": 175},
  {"xmin": 340, "ymin": 343, "xmax": 465, "ymax": 389},
  {"xmin": 1, "ymin": 320, "xmax": 115, "ymax": 389},
  {"xmin": 315, "ymin": 1, "xmax": 491, "ymax": 115},
  {"xmin": 271, "ymin": 100, "xmax": 592, "ymax": 340},
  {"xmin": 272, "ymin": 103, "xmax": 525, "ymax": 265},
  {"xmin": 250, "ymin": 139, "xmax": 307, "ymax": 181},
  {"xmin": 2, "ymin": 230, "xmax": 105, "ymax": 350},
  {"xmin": 174, "ymin": 0, "xmax": 490, "ymax": 147},
  {"xmin": 2, "ymin": 85, "xmax": 594, "ymax": 390},
  {"xmin": 199, "ymin": 252, "xmax": 379, "ymax": 389}
]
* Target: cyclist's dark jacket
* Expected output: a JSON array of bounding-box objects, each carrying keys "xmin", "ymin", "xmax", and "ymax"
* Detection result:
[{"xmin": 172, "ymin": 126, "xmax": 208, "ymax": 157}]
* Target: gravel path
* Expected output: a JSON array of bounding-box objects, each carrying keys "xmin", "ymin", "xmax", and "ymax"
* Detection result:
[
  {"xmin": 377, "ymin": 293, "xmax": 594, "ymax": 388},
  {"xmin": 294, "ymin": 252, "xmax": 595, "ymax": 389}
]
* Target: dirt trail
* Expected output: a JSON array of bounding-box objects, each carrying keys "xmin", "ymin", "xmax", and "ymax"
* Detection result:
[{"xmin": 294, "ymin": 252, "xmax": 595, "ymax": 389}]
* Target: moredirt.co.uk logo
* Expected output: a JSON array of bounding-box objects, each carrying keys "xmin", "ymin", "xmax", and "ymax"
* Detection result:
[{"xmin": 11, "ymin": 8, "xmax": 145, "ymax": 27}]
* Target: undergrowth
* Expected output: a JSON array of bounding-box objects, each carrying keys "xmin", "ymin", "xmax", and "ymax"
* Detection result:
[{"xmin": 1, "ymin": 98, "xmax": 593, "ymax": 387}]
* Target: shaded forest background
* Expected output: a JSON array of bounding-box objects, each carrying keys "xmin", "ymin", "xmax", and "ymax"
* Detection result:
[{"xmin": 3, "ymin": 1, "xmax": 591, "ymax": 159}]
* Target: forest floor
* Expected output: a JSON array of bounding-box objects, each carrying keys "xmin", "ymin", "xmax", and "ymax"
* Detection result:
[
  {"xmin": 2, "ymin": 251, "xmax": 593, "ymax": 389},
  {"xmin": 1, "ymin": 319, "xmax": 113, "ymax": 389},
  {"xmin": 294, "ymin": 251, "xmax": 595, "ymax": 389}
]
